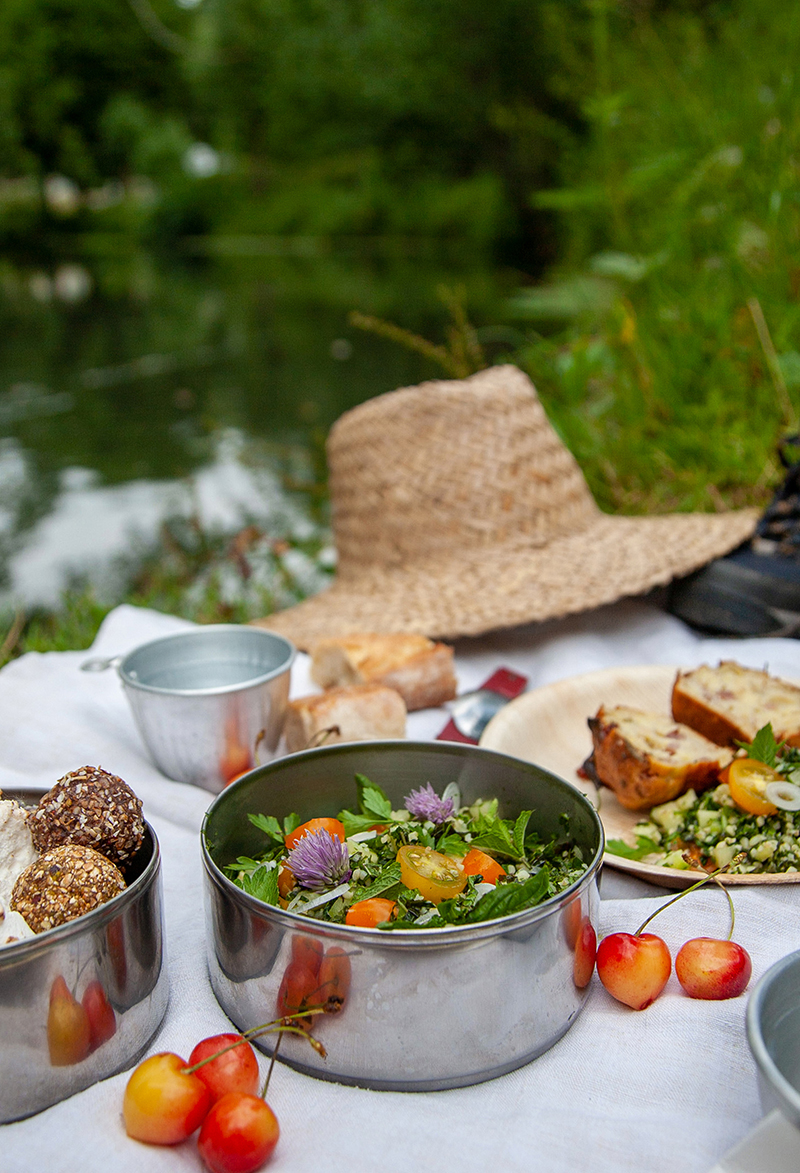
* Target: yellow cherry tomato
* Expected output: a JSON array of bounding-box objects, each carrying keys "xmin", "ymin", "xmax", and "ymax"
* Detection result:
[
  {"xmin": 726, "ymin": 758, "xmax": 780, "ymax": 816},
  {"xmin": 397, "ymin": 845, "xmax": 467, "ymax": 903}
]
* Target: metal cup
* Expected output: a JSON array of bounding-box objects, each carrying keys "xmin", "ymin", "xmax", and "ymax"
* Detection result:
[
  {"xmin": 747, "ymin": 948, "xmax": 800, "ymax": 1130},
  {"xmin": 83, "ymin": 625, "xmax": 295, "ymax": 792}
]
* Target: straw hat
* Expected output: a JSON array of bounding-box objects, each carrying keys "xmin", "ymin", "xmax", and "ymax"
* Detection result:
[{"xmin": 255, "ymin": 365, "xmax": 758, "ymax": 649}]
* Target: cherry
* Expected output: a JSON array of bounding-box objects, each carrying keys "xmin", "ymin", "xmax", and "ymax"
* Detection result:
[
  {"xmin": 596, "ymin": 932, "xmax": 671, "ymax": 1009},
  {"xmin": 675, "ymin": 937, "xmax": 752, "ymax": 999},
  {"xmin": 189, "ymin": 1034, "xmax": 260, "ymax": 1102},
  {"xmin": 198, "ymin": 1092, "xmax": 280, "ymax": 1173},
  {"xmin": 48, "ymin": 975, "xmax": 91, "ymax": 1067},
  {"xmin": 573, "ymin": 916, "xmax": 597, "ymax": 989},
  {"xmin": 123, "ymin": 1053, "xmax": 211, "ymax": 1145},
  {"xmin": 82, "ymin": 980, "xmax": 116, "ymax": 1051}
]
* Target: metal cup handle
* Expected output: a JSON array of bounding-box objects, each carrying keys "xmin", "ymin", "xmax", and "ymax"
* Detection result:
[{"xmin": 80, "ymin": 654, "xmax": 122, "ymax": 672}]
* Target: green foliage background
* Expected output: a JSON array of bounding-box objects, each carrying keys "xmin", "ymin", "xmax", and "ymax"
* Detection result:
[{"xmin": 5, "ymin": 0, "xmax": 800, "ymax": 654}]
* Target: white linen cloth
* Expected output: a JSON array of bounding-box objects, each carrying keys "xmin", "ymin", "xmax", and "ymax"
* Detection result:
[{"xmin": 2, "ymin": 598, "xmax": 800, "ymax": 1173}]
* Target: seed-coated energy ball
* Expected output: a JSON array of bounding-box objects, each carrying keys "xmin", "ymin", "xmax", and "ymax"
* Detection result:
[
  {"xmin": 11, "ymin": 844, "xmax": 126, "ymax": 933},
  {"xmin": 29, "ymin": 766, "xmax": 145, "ymax": 869}
]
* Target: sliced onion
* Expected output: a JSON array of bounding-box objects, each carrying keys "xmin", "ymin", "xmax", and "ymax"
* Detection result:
[
  {"xmin": 442, "ymin": 781, "xmax": 461, "ymax": 810},
  {"xmin": 765, "ymin": 781, "xmax": 800, "ymax": 811}
]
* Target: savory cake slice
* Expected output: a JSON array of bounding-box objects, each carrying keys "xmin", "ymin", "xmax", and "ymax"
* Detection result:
[
  {"xmin": 672, "ymin": 661, "xmax": 800, "ymax": 747},
  {"xmin": 588, "ymin": 705, "xmax": 734, "ymax": 811}
]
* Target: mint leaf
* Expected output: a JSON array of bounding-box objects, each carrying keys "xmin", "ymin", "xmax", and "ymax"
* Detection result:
[
  {"xmin": 238, "ymin": 864, "xmax": 280, "ymax": 905},
  {"xmin": 348, "ymin": 862, "xmax": 402, "ymax": 903},
  {"xmin": 464, "ymin": 869, "xmax": 550, "ymax": 922},
  {"xmin": 436, "ymin": 834, "xmax": 468, "ymax": 857},
  {"xmin": 248, "ymin": 813, "xmax": 285, "ymax": 843},
  {"xmin": 512, "ymin": 811, "xmax": 533, "ymax": 858},
  {"xmin": 739, "ymin": 724, "xmax": 782, "ymax": 768},
  {"xmin": 471, "ymin": 811, "xmax": 521, "ymax": 860},
  {"xmin": 606, "ymin": 836, "xmax": 660, "ymax": 861}
]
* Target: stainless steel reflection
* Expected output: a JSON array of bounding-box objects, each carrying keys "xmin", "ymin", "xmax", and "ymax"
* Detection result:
[
  {"xmin": 82, "ymin": 625, "xmax": 295, "ymax": 792},
  {"xmin": 0, "ymin": 790, "xmax": 168, "ymax": 1123},
  {"xmin": 202, "ymin": 740, "xmax": 603, "ymax": 1091},
  {"xmin": 747, "ymin": 949, "xmax": 800, "ymax": 1131}
]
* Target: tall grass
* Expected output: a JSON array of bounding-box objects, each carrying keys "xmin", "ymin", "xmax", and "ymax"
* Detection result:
[{"xmin": 508, "ymin": 0, "xmax": 800, "ymax": 514}]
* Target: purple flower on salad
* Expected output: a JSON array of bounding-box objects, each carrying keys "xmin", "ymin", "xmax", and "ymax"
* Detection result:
[
  {"xmin": 286, "ymin": 829, "xmax": 351, "ymax": 891},
  {"xmin": 404, "ymin": 783, "xmax": 455, "ymax": 825}
]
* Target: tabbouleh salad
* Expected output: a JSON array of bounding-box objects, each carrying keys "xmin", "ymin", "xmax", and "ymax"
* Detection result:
[
  {"xmin": 608, "ymin": 725, "xmax": 800, "ymax": 875},
  {"xmin": 225, "ymin": 774, "xmax": 588, "ymax": 928}
]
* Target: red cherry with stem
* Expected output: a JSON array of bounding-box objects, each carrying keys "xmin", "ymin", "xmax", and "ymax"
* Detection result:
[
  {"xmin": 189, "ymin": 1034, "xmax": 260, "ymax": 1102},
  {"xmin": 675, "ymin": 880, "xmax": 752, "ymax": 1000},
  {"xmin": 596, "ymin": 931, "xmax": 671, "ymax": 1009},
  {"xmin": 197, "ymin": 1092, "xmax": 280, "ymax": 1173}
]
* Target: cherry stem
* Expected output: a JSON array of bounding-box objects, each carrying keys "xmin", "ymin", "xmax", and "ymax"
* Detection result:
[
  {"xmin": 181, "ymin": 1010, "xmax": 325, "ymax": 1076},
  {"xmin": 261, "ymin": 1031, "xmax": 282, "ymax": 1100},
  {"xmin": 714, "ymin": 876, "xmax": 736, "ymax": 941},
  {"xmin": 633, "ymin": 857, "xmax": 743, "ymax": 936}
]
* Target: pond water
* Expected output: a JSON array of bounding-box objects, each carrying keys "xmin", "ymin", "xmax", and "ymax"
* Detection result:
[{"xmin": 0, "ymin": 241, "xmax": 522, "ymax": 610}]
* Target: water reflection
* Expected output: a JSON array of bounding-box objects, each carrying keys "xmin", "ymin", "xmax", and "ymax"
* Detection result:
[{"xmin": 0, "ymin": 246, "xmax": 514, "ymax": 610}]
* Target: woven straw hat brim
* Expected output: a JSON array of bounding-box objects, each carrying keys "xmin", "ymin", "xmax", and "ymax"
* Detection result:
[{"xmin": 256, "ymin": 507, "xmax": 758, "ymax": 650}]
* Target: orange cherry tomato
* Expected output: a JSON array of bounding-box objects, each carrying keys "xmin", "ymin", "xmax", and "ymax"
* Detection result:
[
  {"xmin": 277, "ymin": 865, "xmax": 296, "ymax": 899},
  {"xmin": 460, "ymin": 847, "xmax": 505, "ymax": 886},
  {"xmin": 397, "ymin": 845, "xmax": 467, "ymax": 903},
  {"xmin": 345, "ymin": 898, "xmax": 397, "ymax": 927},
  {"xmin": 727, "ymin": 758, "xmax": 780, "ymax": 816},
  {"xmin": 285, "ymin": 818, "xmax": 346, "ymax": 850}
]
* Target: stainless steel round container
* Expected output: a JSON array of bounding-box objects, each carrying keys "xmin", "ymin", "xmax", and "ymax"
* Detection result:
[
  {"xmin": 747, "ymin": 949, "xmax": 800, "ymax": 1131},
  {"xmin": 0, "ymin": 789, "xmax": 168, "ymax": 1123},
  {"xmin": 202, "ymin": 740, "xmax": 603, "ymax": 1091},
  {"xmin": 83, "ymin": 625, "xmax": 295, "ymax": 792}
]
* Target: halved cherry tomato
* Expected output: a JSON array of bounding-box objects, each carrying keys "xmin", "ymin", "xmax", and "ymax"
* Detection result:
[
  {"xmin": 460, "ymin": 847, "xmax": 505, "ymax": 886},
  {"xmin": 345, "ymin": 898, "xmax": 397, "ymax": 927},
  {"xmin": 397, "ymin": 845, "xmax": 467, "ymax": 903},
  {"xmin": 285, "ymin": 818, "xmax": 346, "ymax": 850},
  {"xmin": 726, "ymin": 758, "xmax": 780, "ymax": 816}
]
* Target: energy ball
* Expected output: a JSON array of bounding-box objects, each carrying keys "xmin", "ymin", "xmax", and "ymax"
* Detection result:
[
  {"xmin": 11, "ymin": 844, "xmax": 126, "ymax": 933},
  {"xmin": 29, "ymin": 765, "xmax": 145, "ymax": 869}
]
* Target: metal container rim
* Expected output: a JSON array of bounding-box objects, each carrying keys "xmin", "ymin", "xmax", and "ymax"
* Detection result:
[
  {"xmin": 746, "ymin": 947, "xmax": 800, "ymax": 1116},
  {"xmin": 0, "ymin": 795, "xmax": 162, "ymax": 968},
  {"xmin": 118, "ymin": 624, "xmax": 296, "ymax": 697},
  {"xmin": 201, "ymin": 739, "xmax": 605, "ymax": 947}
]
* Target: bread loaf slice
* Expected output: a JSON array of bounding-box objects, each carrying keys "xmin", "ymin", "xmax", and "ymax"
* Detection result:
[
  {"xmin": 309, "ymin": 633, "xmax": 457, "ymax": 711},
  {"xmin": 672, "ymin": 661, "xmax": 800, "ymax": 747},
  {"xmin": 589, "ymin": 705, "xmax": 734, "ymax": 811},
  {"xmin": 283, "ymin": 683, "xmax": 407, "ymax": 753}
]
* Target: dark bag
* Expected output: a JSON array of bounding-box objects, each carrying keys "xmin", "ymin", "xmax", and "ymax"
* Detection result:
[{"xmin": 667, "ymin": 437, "xmax": 800, "ymax": 638}]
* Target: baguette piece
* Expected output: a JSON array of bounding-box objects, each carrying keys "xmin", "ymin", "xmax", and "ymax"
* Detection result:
[
  {"xmin": 672, "ymin": 661, "xmax": 800, "ymax": 747},
  {"xmin": 309, "ymin": 633, "xmax": 457, "ymax": 712},
  {"xmin": 283, "ymin": 683, "xmax": 407, "ymax": 753},
  {"xmin": 589, "ymin": 705, "xmax": 734, "ymax": 811}
]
